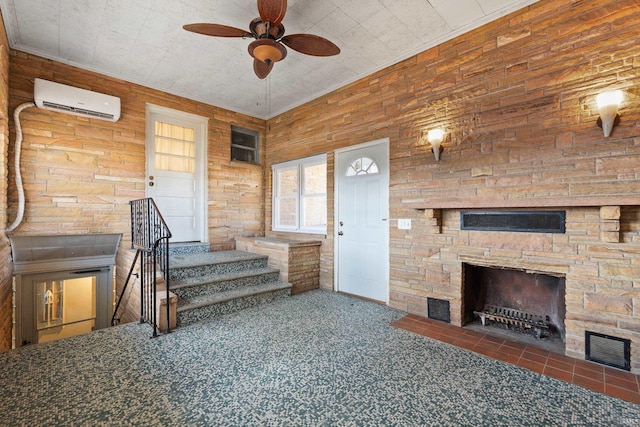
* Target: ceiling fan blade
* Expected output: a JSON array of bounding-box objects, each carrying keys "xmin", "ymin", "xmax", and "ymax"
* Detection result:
[
  {"xmin": 258, "ymin": 0, "xmax": 287, "ymax": 26},
  {"xmin": 183, "ymin": 23, "xmax": 250, "ymax": 38},
  {"xmin": 280, "ymin": 34, "xmax": 340, "ymax": 56},
  {"xmin": 254, "ymin": 58, "xmax": 274, "ymax": 79}
]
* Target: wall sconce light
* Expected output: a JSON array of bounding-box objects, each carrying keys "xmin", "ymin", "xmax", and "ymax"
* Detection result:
[
  {"xmin": 427, "ymin": 129, "xmax": 445, "ymax": 161},
  {"xmin": 596, "ymin": 90, "xmax": 623, "ymax": 137}
]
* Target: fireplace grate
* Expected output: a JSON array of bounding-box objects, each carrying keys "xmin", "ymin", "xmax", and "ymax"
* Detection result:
[
  {"xmin": 427, "ymin": 298, "xmax": 450, "ymax": 323},
  {"xmin": 474, "ymin": 305, "xmax": 550, "ymax": 339},
  {"xmin": 585, "ymin": 331, "xmax": 630, "ymax": 371}
]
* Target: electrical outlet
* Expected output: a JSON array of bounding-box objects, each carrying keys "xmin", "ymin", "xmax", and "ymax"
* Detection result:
[{"xmin": 398, "ymin": 219, "xmax": 411, "ymax": 230}]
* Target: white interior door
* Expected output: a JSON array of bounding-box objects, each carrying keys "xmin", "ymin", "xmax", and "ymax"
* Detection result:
[
  {"xmin": 146, "ymin": 105, "xmax": 207, "ymax": 243},
  {"xmin": 335, "ymin": 139, "xmax": 389, "ymax": 302}
]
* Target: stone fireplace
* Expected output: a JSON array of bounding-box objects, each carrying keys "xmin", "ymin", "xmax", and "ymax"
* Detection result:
[
  {"xmin": 462, "ymin": 264, "xmax": 566, "ymax": 350},
  {"xmin": 392, "ymin": 204, "xmax": 640, "ymax": 373}
]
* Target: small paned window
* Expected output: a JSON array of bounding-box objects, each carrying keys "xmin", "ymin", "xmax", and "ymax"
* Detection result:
[
  {"xmin": 231, "ymin": 125, "xmax": 260, "ymax": 165},
  {"xmin": 272, "ymin": 154, "xmax": 327, "ymax": 234},
  {"xmin": 345, "ymin": 156, "xmax": 379, "ymax": 176},
  {"xmin": 154, "ymin": 121, "xmax": 195, "ymax": 173}
]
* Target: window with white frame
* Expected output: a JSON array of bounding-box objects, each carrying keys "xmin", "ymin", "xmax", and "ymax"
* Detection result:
[{"xmin": 272, "ymin": 154, "xmax": 327, "ymax": 234}]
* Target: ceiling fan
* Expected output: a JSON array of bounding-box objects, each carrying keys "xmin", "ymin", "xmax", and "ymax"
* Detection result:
[{"xmin": 183, "ymin": 0, "xmax": 340, "ymax": 79}]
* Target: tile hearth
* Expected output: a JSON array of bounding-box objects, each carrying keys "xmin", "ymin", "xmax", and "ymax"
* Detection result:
[{"xmin": 392, "ymin": 314, "xmax": 640, "ymax": 405}]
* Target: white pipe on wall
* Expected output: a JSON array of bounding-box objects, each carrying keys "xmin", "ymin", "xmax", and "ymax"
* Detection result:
[{"xmin": 7, "ymin": 102, "xmax": 36, "ymax": 233}]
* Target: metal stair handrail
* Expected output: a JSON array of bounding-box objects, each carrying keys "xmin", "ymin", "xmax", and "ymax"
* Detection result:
[{"xmin": 111, "ymin": 198, "xmax": 172, "ymax": 337}]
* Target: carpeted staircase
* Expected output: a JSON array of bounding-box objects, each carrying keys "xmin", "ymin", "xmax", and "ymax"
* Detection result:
[{"xmin": 168, "ymin": 243, "xmax": 292, "ymax": 327}]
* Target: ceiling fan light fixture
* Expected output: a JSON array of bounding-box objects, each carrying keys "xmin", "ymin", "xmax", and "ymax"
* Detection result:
[{"xmin": 248, "ymin": 39, "xmax": 287, "ymax": 64}]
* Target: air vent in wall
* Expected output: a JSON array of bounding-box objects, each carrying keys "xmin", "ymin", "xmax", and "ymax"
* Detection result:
[
  {"xmin": 460, "ymin": 211, "xmax": 566, "ymax": 233},
  {"xmin": 585, "ymin": 331, "xmax": 630, "ymax": 371},
  {"xmin": 427, "ymin": 297, "xmax": 450, "ymax": 323}
]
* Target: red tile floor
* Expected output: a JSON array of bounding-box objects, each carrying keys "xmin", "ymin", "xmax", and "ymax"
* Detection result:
[{"xmin": 391, "ymin": 314, "xmax": 640, "ymax": 405}]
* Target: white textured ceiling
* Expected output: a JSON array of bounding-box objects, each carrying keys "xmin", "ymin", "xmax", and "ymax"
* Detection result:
[{"xmin": 0, "ymin": 0, "xmax": 538, "ymax": 119}]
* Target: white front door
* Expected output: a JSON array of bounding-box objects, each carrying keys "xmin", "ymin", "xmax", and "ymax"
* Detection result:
[
  {"xmin": 146, "ymin": 105, "xmax": 207, "ymax": 243},
  {"xmin": 335, "ymin": 139, "xmax": 389, "ymax": 302}
]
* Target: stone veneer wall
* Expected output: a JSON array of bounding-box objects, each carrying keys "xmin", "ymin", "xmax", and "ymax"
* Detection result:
[
  {"xmin": 0, "ymin": 11, "xmax": 12, "ymax": 351},
  {"xmin": 265, "ymin": 0, "xmax": 640, "ymax": 372},
  {"xmin": 1, "ymin": 52, "xmax": 267, "ymax": 343}
]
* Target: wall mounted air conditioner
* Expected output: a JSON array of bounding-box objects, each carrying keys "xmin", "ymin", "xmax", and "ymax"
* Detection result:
[{"xmin": 34, "ymin": 78, "xmax": 121, "ymax": 122}]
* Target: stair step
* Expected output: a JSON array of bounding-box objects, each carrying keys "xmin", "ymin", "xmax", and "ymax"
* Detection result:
[
  {"xmin": 176, "ymin": 281, "xmax": 292, "ymax": 326},
  {"xmin": 178, "ymin": 280, "xmax": 291, "ymax": 309},
  {"xmin": 169, "ymin": 242, "xmax": 211, "ymax": 255},
  {"xmin": 172, "ymin": 267, "xmax": 281, "ymax": 302},
  {"xmin": 168, "ymin": 242, "xmax": 211, "ymax": 255},
  {"xmin": 166, "ymin": 249, "xmax": 292, "ymax": 328},
  {"xmin": 168, "ymin": 250, "xmax": 268, "ymax": 281}
]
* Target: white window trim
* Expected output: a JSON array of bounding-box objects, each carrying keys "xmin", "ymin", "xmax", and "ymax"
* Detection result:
[{"xmin": 272, "ymin": 153, "xmax": 327, "ymax": 234}]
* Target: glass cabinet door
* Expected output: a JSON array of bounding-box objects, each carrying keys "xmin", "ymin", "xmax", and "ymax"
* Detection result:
[{"xmin": 36, "ymin": 280, "xmax": 63, "ymax": 327}]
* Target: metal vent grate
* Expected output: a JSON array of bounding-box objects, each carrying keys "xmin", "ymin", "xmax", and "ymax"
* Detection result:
[
  {"xmin": 42, "ymin": 101, "xmax": 116, "ymax": 120},
  {"xmin": 585, "ymin": 331, "xmax": 630, "ymax": 371},
  {"xmin": 427, "ymin": 298, "xmax": 450, "ymax": 323},
  {"xmin": 460, "ymin": 211, "xmax": 565, "ymax": 233}
]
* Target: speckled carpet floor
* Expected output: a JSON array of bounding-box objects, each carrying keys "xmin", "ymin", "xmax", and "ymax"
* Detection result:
[{"xmin": 1, "ymin": 290, "xmax": 638, "ymax": 426}]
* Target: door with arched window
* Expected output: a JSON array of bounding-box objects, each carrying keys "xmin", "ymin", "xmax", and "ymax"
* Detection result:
[{"xmin": 335, "ymin": 139, "xmax": 389, "ymax": 302}]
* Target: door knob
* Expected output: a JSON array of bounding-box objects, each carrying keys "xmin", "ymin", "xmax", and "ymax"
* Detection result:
[{"xmin": 338, "ymin": 231, "xmax": 343, "ymax": 236}]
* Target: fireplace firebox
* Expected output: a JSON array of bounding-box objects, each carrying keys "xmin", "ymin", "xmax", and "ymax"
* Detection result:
[{"xmin": 463, "ymin": 264, "xmax": 566, "ymax": 346}]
